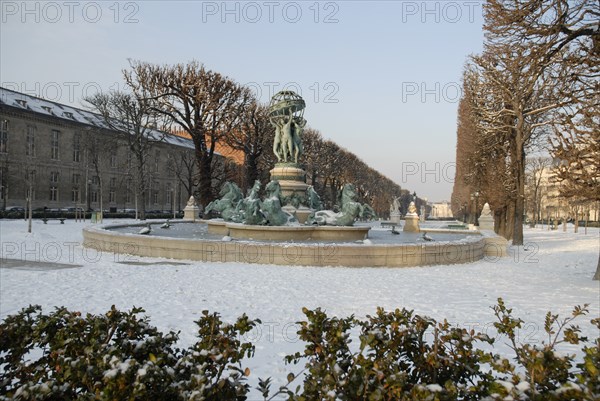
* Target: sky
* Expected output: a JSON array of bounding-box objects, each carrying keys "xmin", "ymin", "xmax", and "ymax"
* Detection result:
[{"xmin": 0, "ymin": 0, "xmax": 485, "ymax": 202}]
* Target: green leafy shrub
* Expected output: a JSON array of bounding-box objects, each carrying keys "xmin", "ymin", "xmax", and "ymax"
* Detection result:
[
  {"xmin": 0, "ymin": 306, "xmax": 258, "ymax": 400},
  {"xmin": 273, "ymin": 301, "xmax": 599, "ymax": 400},
  {"xmin": 1, "ymin": 299, "xmax": 598, "ymax": 400}
]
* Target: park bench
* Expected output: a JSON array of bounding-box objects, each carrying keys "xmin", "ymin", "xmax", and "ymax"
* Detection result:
[
  {"xmin": 447, "ymin": 224, "xmax": 467, "ymax": 229},
  {"xmin": 381, "ymin": 221, "xmax": 401, "ymax": 227},
  {"xmin": 42, "ymin": 218, "xmax": 66, "ymax": 224}
]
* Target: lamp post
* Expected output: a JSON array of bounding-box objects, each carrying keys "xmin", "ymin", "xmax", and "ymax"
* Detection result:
[
  {"xmin": 172, "ymin": 188, "xmax": 176, "ymax": 219},
  {"xmin": 86, "ymin": 179, "xmax": 91, "ymax": 213},
  {"xmin": 474, "ymin": 191, "xmax": 479, "ymax": 226},
  {"xmin": 469, "ymin": 191, "xmax": 480, "ymax": 225},
  {"xmin": 27, "ymin": 169, "xmax": 35, "ymax": 233}
]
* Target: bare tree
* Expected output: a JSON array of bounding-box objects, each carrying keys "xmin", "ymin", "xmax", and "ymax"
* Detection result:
[
  {"xmin": 451, "ymin": 71, "xmax": 479, "ymax": 224},
  {"xmin": 82, "ymin": 129, "xmax": 117, "ymax": 222},
  {"xmin": 20, "ymin": 161, "xmax": 37, "ymax": 233},
  {"xmin": 223, "ymin": 100, "xmax": 274, "ymax": 191},
  {"xmin": 86, "ymin": 91, "xmax": 166, "ymax": 220},
  {"xmin": 550, "ymin": 84, "xmax": 600, "ymax": 279},
  {"xmin": 468, "ymin": 0, "xmax": 599, "ymax": 245},
  {"xmin": 525, "ymin": 157, "xmax": 552, "ymax": 226},
  {"xmin": 166, "ymin": 149, "xmax": 198, "ymax": 206},
  {"xmin": 124, "ymin": 60, "xmax": 253, "ymax": 207}
]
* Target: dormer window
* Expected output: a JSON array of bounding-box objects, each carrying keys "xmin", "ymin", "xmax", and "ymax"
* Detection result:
[
  {"xmin": 16, "ymin": 99, "xmax": 27, "ymax": 107},
  {"xmin": 42, "ymin": 106, "xmax": 53, "ymax": 114},
  {"xmin": 63, "ymin": 111, "xmax": 74, "ymax": 119}
]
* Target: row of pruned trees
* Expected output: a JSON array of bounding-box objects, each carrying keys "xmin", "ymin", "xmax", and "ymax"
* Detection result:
[
  {"xmin": 451, "ymin": 0, "xmax": 599, "ymax": 278},
  {"xmin": 86, "ymin": 61, "xmax": 408, "ymax": 219},
  {"xmin": 451, "ymin": 0, "xmax": 598, "ymax": 239}
]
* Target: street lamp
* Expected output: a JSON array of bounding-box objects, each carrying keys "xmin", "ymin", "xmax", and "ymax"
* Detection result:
[
  {"xmin": 470, "ymin": 191, "xmax": 480, "ymax": 225},
  {"xmin": 86, "ymin": 179, "xmax": 91, "ymax": 212}
]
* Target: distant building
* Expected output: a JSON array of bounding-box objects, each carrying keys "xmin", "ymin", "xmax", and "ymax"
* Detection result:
[
  {"xmin": 529, "ymin": 163, "xmax": 599, "ymax": 222},
  {"xmin": 0, "ymin": 87, "xmax": 202, "ymax": 212},
  {"xmin": 429, "ymin": 201, "xmax": 453, "ymax": 219}
]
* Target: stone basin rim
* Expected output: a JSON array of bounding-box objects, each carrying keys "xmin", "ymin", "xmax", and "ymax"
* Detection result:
[{"xmin": 81, "ymin": 221, "xmax": 507, "ymax": 267}]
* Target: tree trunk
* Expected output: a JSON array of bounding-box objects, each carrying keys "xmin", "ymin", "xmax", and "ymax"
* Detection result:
[
  {"xmin": 197, "ymin": 155, "xmax": 213, "ymax": 208},
  {"xmin": 27, "ymin": 192, "xmax": 32, "ymax": 233},
  {"xmin": 137, "ymin": 177, "xmax": 146, "ymax": 220},
  {"xmin": 505, "ymin": 202, "xmax": 515, "ymax": 241},
  {"xmin": 244, "ymin": 154, "xmax": 259, "ymax": 192},
  {"xmin": 594, "ymin": 253, "xmax": 600, "ymax": 280},
  {"xmin": 513, "ymin": 148, "xmax": 526, "ymax": 245}
]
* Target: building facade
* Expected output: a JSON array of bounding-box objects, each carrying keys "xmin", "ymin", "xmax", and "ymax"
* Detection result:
[
  {"xmin": 528, "ymin": 165, "xmax": 599, "ymax": 223},
  {"xmin": 429, "ymin": 201, "xmax": 453, "ymax": 219},
  {"xmin": 0, "ymin": 87, "xmax": 198, "ymax": 213}
]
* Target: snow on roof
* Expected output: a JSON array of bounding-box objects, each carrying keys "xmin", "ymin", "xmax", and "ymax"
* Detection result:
[{"xmin": 0, "ymin": 87, "xmax": 195, "ymax": 150}]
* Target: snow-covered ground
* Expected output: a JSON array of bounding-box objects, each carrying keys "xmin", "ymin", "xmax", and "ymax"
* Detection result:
[{"xmin": 1, "ymin": 219, "xmax": 599, "ymax": 390}]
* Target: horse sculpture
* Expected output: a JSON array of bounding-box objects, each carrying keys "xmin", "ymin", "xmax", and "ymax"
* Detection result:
[
  {"xmin": 204, "ymin": 182, "xmax": 243, "ymax": 222},
  {"xmin": 307, "ymin": 184, "xmax": 365, "ymax": 226},
  {"xmin": 261, "ymin": 180, "xmax": 297, "ymax": 226},
  {"xmin": 237, "ymin": 180, "xmax": 265, "ymax": 225}
]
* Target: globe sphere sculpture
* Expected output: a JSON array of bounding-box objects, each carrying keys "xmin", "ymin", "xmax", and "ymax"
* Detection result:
[
  {"xmin": 269, "ymin": 91, "xmax": 307, "ymax": 164},
  {"xmin": 268, "ymin": 90, "xmax": 305, "ymax": 120}
]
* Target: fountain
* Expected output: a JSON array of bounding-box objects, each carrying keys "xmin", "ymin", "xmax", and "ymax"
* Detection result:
[
  {"xmin": 202, "ymin": 90, "xmax": 374, "ymax": 241},
  {"xmin": 82, "ymin": 91, "xmax": 509, "ymax": 267}
]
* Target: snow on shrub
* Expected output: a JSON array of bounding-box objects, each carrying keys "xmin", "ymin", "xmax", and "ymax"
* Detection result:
[{"xmin": 1, "ymin": 299, "xmax": 598, "ymax": 400}]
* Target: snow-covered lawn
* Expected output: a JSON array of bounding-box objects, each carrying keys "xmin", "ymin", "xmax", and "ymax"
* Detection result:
[{"xmin": 1, "ymin": 219, "xmax": 598, "ymax": 388}]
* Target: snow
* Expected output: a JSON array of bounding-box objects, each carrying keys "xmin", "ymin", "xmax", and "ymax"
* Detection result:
[
  {"xmin": 426, "ymin": 384, "xmax": 443, "ymax": 392},
  {"xmin": 1, "ymin": 219, "xmax": 598, "ymax": 390}
]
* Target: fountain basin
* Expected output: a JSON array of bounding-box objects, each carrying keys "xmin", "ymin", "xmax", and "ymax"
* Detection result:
[
  {"xmin": 82, "ymin": 221, "xmax": 506, "ymax": 267},
  {"xmin": 207, "ymin": 220, "xmax": 370, "ymax": 241}
]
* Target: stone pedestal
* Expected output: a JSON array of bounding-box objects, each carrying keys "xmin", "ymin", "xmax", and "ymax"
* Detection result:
[
  {"xmin": 270, "ymin": 164, "xmax": 309, "ymax": 197},
  {"xmin": 478, "ymin": 203, "xmax": 494, "ymax": 231},
  {"xmin": 271, "ymin": 163, "xmax": 311, "ymax": 223},
  {"xmin": 479, "ymin": 215, "xmax": 494, "ymax": 231},
  {"xmin": 390, "ymin": 211, "xmax": 401, "ymax": 224},
  {"xmin": 403, "ymin": 213, "xmax": 420, "ymax": 232},
  {"xmin": 294, "ymin": 207, "xmax": 313, "ymax": 224},
  {"xmin": 183, "ymin": 196, "xmax": 200, "ymax": 222}
]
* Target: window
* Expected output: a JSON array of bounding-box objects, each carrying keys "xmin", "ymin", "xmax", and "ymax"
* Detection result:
[
  {"xmin": 154, "ymin": 151, "xmax": 160, "ymax": 173},
  {"xmin": 71, "ymin": 173, "xmax": 80, "ymax": 202},
  {"xmin": 152, "ymin": 180, "xmax": 159, "ymax": 204},
  {"xmin": 126, "ymin": 151, "xmax": 132, "ymax": 170},
  {"xmin": 26, "ymin": 126, "xmax": 35, "ymax": 156},
  {"xmin": 0, "ymin": 166, "xmax": 7, "ymax": 200},
  {"xmin": 50, "ymin": 186, "xmax": 58, "ymax": 201},
  {"xmin": 51, "ymin": 130, "xmax": 60, "ymax": 160},
  {"xmin": 166, "ymin": 182, "xmax": 172, "ymax": 205},
  {"xmin": 0, "ymin": 120, "xmax": 7, "ymax": 153},
  {"xmin": 72, "ymin": 133, "xmax": 81, "ymax": 162},
  {"xmin": 71, "ymin": 187, "xmax": 80, "ymax": 202},
  {"xmin": 125, "ymin": 178, "xmax": 132, "ymax": 203},
  {"xmin": 92, "ymin": 175, "xmax": 100, "ymax": 185},
  {"xmin": 110, "ymin": 153, "xmax": 118, "ymax": 168},
  {"xmin": 109, "ymin": 177, "xmax": 116, "ymax": 203},
  {"xmin": 50, "ymin": 171, "xmax": 59, "ymax": 201}
]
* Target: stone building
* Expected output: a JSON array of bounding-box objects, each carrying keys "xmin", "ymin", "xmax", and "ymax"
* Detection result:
[
  {"xmin": 529, "ymin": 163, "xmax": 599, "ymax": 223},
  {"xmin": 0, "ymin": 87, "xmax": 199, "ymax": 213},
  {"xmin": 429, "ymin": 201, "xmax": 453, "ymax": 219}
]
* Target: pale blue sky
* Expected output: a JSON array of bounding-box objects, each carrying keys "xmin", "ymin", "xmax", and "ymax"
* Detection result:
[{"xmin": 1, "ymin": 1, "xmax": 484, "ymax": 201}]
